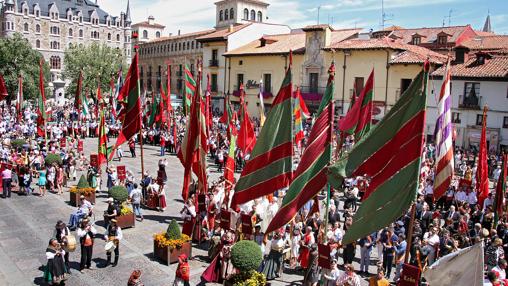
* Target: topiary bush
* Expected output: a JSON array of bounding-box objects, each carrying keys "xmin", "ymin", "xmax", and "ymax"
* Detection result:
[
  {"xmin": 77, "ymin": 175, "xmax": 90, "ymax": 189},
  {"xmin": 45, "ymin": 153, "xmax": 62, "ymax": 166},
  {"xmin": 11, "ymin": 139, "xmax": 27, "ymax": 150},
  {"xmin": 231, "ymin": 240, "xmax": 263, "ymax": 273},
  {"xmin": 166, "ymin": 219, "xmax": 182, "ymax": 240},
  {"xmin": 109, "ymin": 185, "xmax": 128, "ymax": 202}
]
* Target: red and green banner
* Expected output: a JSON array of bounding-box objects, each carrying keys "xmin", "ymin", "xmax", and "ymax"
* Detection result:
[
  {"xmin": 339, "ymin": 69, "xmax": 374, "ymax": 140},
  {"xmin": 266, "ymin": 63, "xmax": 335, "ymax": 234},
  {"xmin": 224, "ymin": 112, "xmax": 238, "ymax": 207},
  {"xmin": 98, "ymin": 109, "xmax": 112, "ymax": 166},
  {"xmin": 148, "ymin": 92, "xmax": 161, "ymax": 127},
  {"xmin": 178, "ymin": 68, "xmax": 208, "ymax": 200},
  {"xmin": 37, "ymin": 59, "xmax": 46, "ymax": 137},
  {"xmin": 328, "ymin": 64, "xmax": 430, "ymax": 245},
  {"xmin": 220, "ymin": 93, "xmax": 233, "ymax": 124},
  {"xmin": 231, "ymin": 54, "xmax": 294, "ymax": 208},
  {"xmin": 477, "ymin": 106, "xmax": 489, "ymax": 208},
  {"xmin": 110, "ymin": 52, "xmax": 142, "ymax": 159},
  {"xmin": 184, "ymin": 65, "xmax": 195, "ymax": 115},
  {"xmin": 495, "ymin": 154, "xmax": 507, "ymax": 223}
]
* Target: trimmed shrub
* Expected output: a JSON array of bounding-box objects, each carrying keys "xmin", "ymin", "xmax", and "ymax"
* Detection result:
[
  {"xmin": 77, "ymin": 175, "xmax": 90, "ymax": 189},
  {"xmin": 231, "ymin": 240, "xmax": 263, "ymax": 273},
  {"xmin": 11, "ymin": 139, "xmax": 26, "ymax": 150},
  {"xmin": 109, "ymin": 185, "xmax": 128, "ymax": 202},
  {"xmin": 166, "ymin": 219, "xmax": 182, "ymax": 240},
  {"xmin": 45, "ymin": 153, "xmax": 62, "ymax": 166}
]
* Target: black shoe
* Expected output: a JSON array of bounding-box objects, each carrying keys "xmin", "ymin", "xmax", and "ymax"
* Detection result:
[{"xmin": 112, "ymin": 263, "xmax": 117, "ymax": 267}]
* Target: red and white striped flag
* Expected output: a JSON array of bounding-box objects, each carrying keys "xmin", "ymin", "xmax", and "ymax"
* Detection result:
[{"xmin": 433, "ymin": 60, "xmax": 454, "ymax": 199}]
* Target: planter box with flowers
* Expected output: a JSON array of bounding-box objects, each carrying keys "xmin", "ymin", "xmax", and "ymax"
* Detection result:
[
  {"xmin": 69, "ymin": 175, "xmax": 96, "ymax": 207},
  {"xmin": 153, "ymin": 219, "xmax": 191, "ymax": 265},
  {"xmin": 108, "ymin": 186, "xmax": 135, "ymax": 229}
]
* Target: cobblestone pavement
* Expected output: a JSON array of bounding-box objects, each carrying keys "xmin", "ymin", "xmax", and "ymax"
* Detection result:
[{"xmin": 0, "ymin": 138, "xmax": 377, "ymax": 285}]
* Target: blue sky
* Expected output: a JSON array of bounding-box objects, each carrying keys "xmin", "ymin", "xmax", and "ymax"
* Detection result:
[{"xmin": 101, "ymin": 0, "xmax": 507, "ymax": 35}]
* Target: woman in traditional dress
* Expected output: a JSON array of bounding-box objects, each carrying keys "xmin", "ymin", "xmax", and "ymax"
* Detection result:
[
  {"xmin": 202, "ymin": 230, "xmax": 235, "ymax": 283},
  {"xmin": 56, "ymin": 165, "xmax": 64, "ymax": 195},
  {"xmin": 38, "ymin": 165, "xmax": 47, "ymax": 197},
  {"xmin": 262, "ymin": 230, "xmax": 287, "ymax": 280},
  {"xmin": 43, "ymin": 238, "xmax": 68, "ymax": 285},
  {"xmin": 158, "ymin": 159, "xmax": 168, "ymax": 183},
  {"xmin": 47, "ymin": 164, "xmax": 56, "ymax": 193},
  {"xmin": 299, "ymin": 226, "xmax": 315, "ymax": 270},
  {"xmin": 290, "ymin": 225, "xmax": 301, "ymax": 268}
]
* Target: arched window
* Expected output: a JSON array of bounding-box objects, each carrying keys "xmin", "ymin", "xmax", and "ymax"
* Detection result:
[
  {"xmin": 219, "ymin": 10, "xmax": 223, "ymax": 21},
  {"xmin": 251, "ymin": 10, "xmax": 255, "ymax": 20},
  {"xmin": 191, "ymin": 41, "xmax": 194, "ymax": 49},
  {"xmin": 178, "ymin": 43, "xmax": 181, "ymax": 50},
  {"xmin": 36, "ymin": 39, "xmax": 40, "ymax": 48},
  {"xmin": 79, "ymin": 29, "xmax": 83, "ymax": 37},
  {"xmin": 156, "ymin": 31, "xmax": 161, "ymax": 38},
  {"xmin": 108, "ymin": 33, "xmax": 111, "ymax": 40},
  {"xmin": 142, "ymin": 30, "xmax": 148, "ymax": 39},
  {"xmin": 244, "ymin": 9, "xmax": 249, "ymax": 20},
  {"xmin": 68, "ymin": 28, "xmax": 73, "ymax": 37},
  {"xmin": 187, "ymin": 41, "xmax": 190, "ymax": 50},
  {"xmin": 50, "ymin": 56, "xmax": 61, "ymax": 70},
  {"xmin": 225, "ymin": 9, "xmax": 229, "ymax": 20},
  {"xmin": 116, "ymin": 34, "xmax": 120, "ymax": 41},
  {"xmin": 23, "ymin": 23, "xmax": 28, "ymax": 32},
  {"xmin": 36, "ymin": 24, "xmax": 40, "ymax": 33},
  {"xmin": 230, "ymin": 8, "xmax": 234, "ymax": 19},
  {"xmin": 258, "ymin": 11, "xmax": 262, "ymax": 22}
]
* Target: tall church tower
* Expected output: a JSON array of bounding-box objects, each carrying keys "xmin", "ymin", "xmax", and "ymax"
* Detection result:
[
  {"xmin": 123, "ymin": 0, "xmax": 133, "ymax": 63},
  {"xmin": 214, "ymin": 0, "xmax": 269, "ymax": 29}
]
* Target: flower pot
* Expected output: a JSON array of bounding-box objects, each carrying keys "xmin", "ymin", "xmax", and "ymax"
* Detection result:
[
  {"xmin": 153, "ymin": 241, "xmax": 192, "ymax": 265},
  {"xmin": 70, "ymin": 191, "xmax": 96, "ymax": 207},
  {"xmin": 116, "ymin": 212, "xmax": 135, "ymax": 229}
]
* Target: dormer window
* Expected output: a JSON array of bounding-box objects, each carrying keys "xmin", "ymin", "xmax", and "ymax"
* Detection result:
[
  {"xmin": 412, "ymin": 36, "xmax": 421, "ymax": 45},
  {"xmin": 438, "ymin": 35, "xmax": 447, "ymax": 45}
]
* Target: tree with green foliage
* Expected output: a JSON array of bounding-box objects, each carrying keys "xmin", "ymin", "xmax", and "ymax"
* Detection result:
[
  {"xmin": 63, "ymin": 43, "xmax": 125, "ymax": 102},
  {"xmin": 231, "ymin": 240, "xmax": 263, "ymax": 272},
  {"xmin": 45, "ymin": 153, "xmax": 62, "ymax": 166},
  {"xmin": 77, "ymin": 175, "xmax": 91, "ymax": 189},
  {"xmin": 0, "ymin": 33, "xmax": 50, "ymax": 101}
]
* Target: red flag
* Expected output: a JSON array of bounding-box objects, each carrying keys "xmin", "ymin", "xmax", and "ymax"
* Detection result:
[
  {"xmin": 477, "ymin": 106, "xmax": 489, "ymax": 208},
  {"xmin": 0, "ymin": 73, "xmax": 8, "ymax": 101},
  {"xmin": 219, "ymin": 94, "xmax": 230, "ymax": 124},
  {"xmin": 205, "ymin": 73, "xmax": 212, "ymax": 135},
  {"xmin": 37, "ymin": 59, "xmax": 47, "ymax": 137},
  {"xmin": 110, "ymin": 52, "xmax": 142, "ymax": 158},
  {"xmin": 495, "ymin": 154, "xmax": 507, "ymax": 220},
  {"xmin": 223, "ymin": 111, "xmax": 238, "ymax": 207},
  {"xmin": 75, "ymin": 71, "xmax": 83, "ymax": 110},
  {"xmin": 237, "ymin": 87, "xmax": 256, "ymax": 155}
]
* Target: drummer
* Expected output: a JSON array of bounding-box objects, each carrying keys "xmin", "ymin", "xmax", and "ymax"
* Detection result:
[
  {"xmin": 104, "ymin": 219, "xmax": 123, "ymax": 267},
  {"xmin": 77, "ymin": 218, "xmax": 97, "ymax": 273},
  {"xmin": 53, "ymin": 221, "xmax": 71, "ymax": 274}
]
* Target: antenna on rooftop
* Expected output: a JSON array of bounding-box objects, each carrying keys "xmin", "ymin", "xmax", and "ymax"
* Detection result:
[
  {"xmin": 444, "ymin": 9, "xmax": 454, "ymax": 26},
  {"xmin": 381, "ymin": 0, "xmax": 394, "ymax": 30}
]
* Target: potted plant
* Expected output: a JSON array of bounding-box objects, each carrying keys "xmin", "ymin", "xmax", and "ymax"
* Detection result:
[
  {"xmin": 45, "ymin": 153, "xmax": 63, "ymax": 166},
  {"xmin": 69, "ymin": 175, "xmax": 96, "ymax": 207},
  {"xmin": 153, "ymin": 219, "xmax": 191, "ymax": 265},
  {"xmin": 227, "ymin": 240, "xmax": 266, "ymax": 286},
  {"xmin": 108, "ymin": 185, "xmax": 135, "ymax": 229}
]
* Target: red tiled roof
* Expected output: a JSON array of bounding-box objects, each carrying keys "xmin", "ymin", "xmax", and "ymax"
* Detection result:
[
  {"xmin": 474, "ymin": 30, "xmax": 495, "ymax": 37},
  {"xmin": 196, "ymin": 24, "xmax": 252, "ymax": 41},
  {"xmin": 326, "ymin": 37, "xmax": 447, "ymax": 64},
  {"xmin": 433, "ymin": 55, "xmax": 508, "ymax": 78},
  {"xmin": 458, "ymin": 35, "xmax": 508, "ymax": 51},
  {"xmin": 132, "ymin": 21, "xmax": 165, "ymax": 29},
  {"xmin": 387, "ymin": 25, "xmax": 471, "ymax": 45}
]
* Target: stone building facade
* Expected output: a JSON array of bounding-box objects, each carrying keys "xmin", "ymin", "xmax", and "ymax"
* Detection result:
[{"xmin": 0, "ymin": 0, "xmax": 132, "ymax": 104}]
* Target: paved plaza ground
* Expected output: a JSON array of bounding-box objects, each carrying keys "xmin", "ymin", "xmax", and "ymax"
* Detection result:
[{"xmin": 0, "ymin": 138, "xmax": 377, "ymax": 285}]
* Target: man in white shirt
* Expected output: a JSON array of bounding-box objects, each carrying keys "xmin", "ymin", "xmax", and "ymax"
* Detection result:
[
  {"xmin": 129, "ymin": 183, "xmax": 143, "ymax": 221},
  {"xmin": 455, "ymin": 189, "xmax": 467, "ymax": 204},
  {"xmin": 467, "ymin": 190, "xmax": 478, "ymax": 207},
  {"xmin": 492, "ymin": 259, "xmax": 507, "ymax": 280},
  {"xmin": 483, "ymin": 193, "xmax": 494, "ymax": 211}
]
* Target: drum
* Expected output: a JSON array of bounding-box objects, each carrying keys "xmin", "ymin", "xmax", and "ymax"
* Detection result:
[
  {"xmin": 104, "ymin": 241, "xmax": 116, "ymax": 252},
  {"xmin": 64, "ymin": 235, "xmax": 77, "ymax": 252}
]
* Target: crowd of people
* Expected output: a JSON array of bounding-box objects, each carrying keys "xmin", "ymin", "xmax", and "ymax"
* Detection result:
[{"xmin": 2, "ymin": 91, "xmax": 507, "ymax": 286}]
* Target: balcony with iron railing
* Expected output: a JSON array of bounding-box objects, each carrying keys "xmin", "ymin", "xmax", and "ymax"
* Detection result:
[
  {"xmin": 209, "ymin": 59, "xmax": 219, "ymax": 67},
  {"xmin": 458, "ymin": 95, "xmax": 482, "ymax": 110},
  {"xmin": 300, "ymin": 85, "xmax": 326, "ymax": 101}
]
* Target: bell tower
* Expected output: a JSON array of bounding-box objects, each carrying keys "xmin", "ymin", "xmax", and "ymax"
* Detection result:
[{"xmin": 214, "ymin": 0, "xmax": 269, "ymax": 29}]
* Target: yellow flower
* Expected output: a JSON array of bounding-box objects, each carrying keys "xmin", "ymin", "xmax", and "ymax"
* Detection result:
[{"xmin": 153, "ymin": 232, "xmax": 191, "ymax": 250}]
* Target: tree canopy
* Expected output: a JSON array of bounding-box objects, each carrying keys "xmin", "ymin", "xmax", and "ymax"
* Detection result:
[
  {"xmin": 0, "ymin": 33, "xmax": 50, "ymax": 101},
  {"xmin": 63, "ymin": 43, "xmax": 125, "ymax": 102}
]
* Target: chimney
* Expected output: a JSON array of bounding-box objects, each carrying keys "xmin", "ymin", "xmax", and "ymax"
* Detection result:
[
  {"xmin": 229, "ymin": 24, "xmax": 234, "ymax": 33},
  {"xmin": 178, "ymin": 30, "xmax": 181, "ymax": 36},
  {"xmin": 168, "ymin": 33, "xmax": 172, "ymax": 37}
]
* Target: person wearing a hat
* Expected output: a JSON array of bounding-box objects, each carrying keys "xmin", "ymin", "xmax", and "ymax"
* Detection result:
[
  {"xmin": 262, "ymin": 229, "xmax": 287, "ymax": 280},
  {"xmin": 77, "ymin": 217, "xmax": 97, "ymax": 272},
  {"xmin": 104, "ymin": 197, "xmax": 118, "ymax": 228},
  {"xmin": 173, "ymin": 254, "xmax": 190, "ymax": 286},
  {"xmin": 53, "ymin": 221, "xmax": 71, "ymax": 273},
  {"xmin": 104, "ymin": 219, "xmax": 122, "ymax": 267},
  {"xmin": 128, "ymin": 269, "xmax": 144, "ymax": 286}
]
